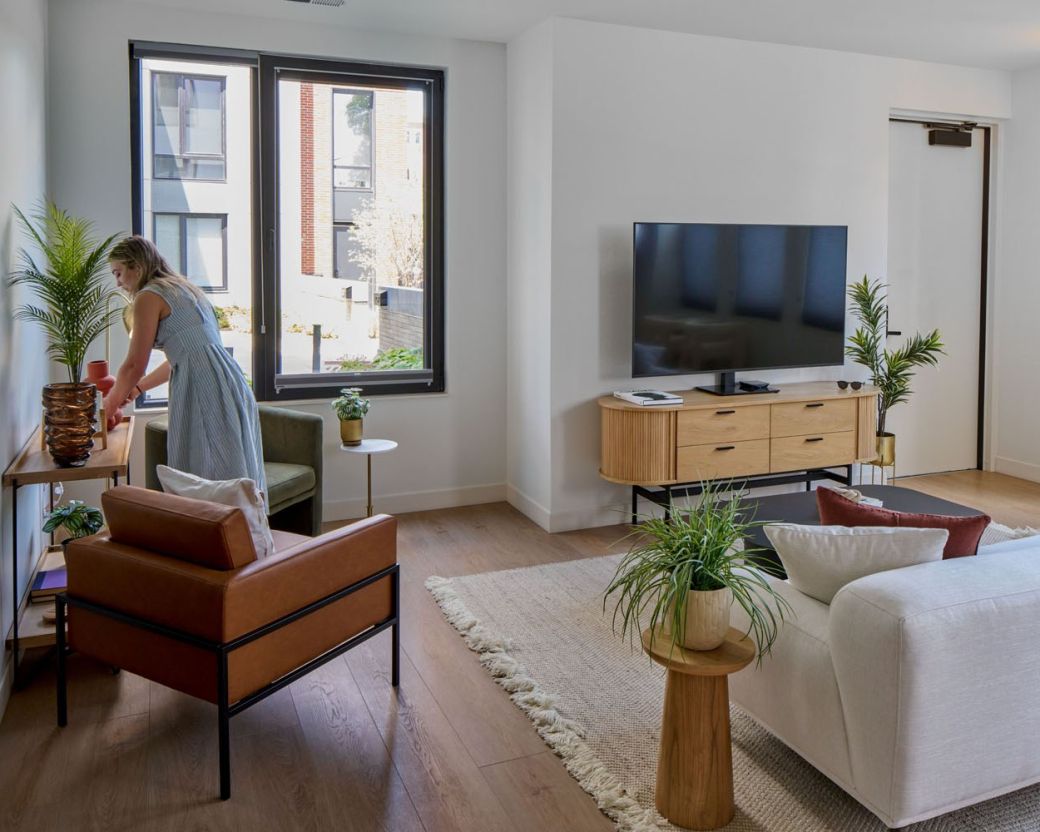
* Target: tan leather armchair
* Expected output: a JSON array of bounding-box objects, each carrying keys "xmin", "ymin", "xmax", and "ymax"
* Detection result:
[{"xmin": 56, "ymin": 486, "xmax": 399, "ymax": 800}]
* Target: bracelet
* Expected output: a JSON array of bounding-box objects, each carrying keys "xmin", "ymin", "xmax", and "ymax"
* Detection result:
[{"xmin": 132, "ymin": 384, "xmax": 143, "ymax": 399}]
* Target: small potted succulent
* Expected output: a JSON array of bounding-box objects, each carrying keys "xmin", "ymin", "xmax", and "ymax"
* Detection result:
[
  {"xmin": 332, "ymin": 387, "xmax": 370, "ymax": 446},
  {"xmin": 605, "ymin": 481, "xmax": 791, "ymax": 659},
  {"xmin": 43, "ymin": 500, "xmax": 105, "ymax": 550}
]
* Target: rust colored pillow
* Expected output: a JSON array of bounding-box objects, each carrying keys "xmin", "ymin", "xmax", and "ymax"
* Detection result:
[{"xmin": 815, "ymin": 487, "xmax": 990, "ymax": 559}]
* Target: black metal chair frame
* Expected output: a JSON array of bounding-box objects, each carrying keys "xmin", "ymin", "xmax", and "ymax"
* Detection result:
[{"xmin": 55, "ymin": 563, "xmax": 400, "ymax": 800}]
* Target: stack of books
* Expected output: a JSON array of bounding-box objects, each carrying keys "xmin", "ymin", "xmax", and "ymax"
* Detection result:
[
  {"xmin": 613, "ymin": 390, "xmax": 683, "ymax": 406},
  {"xmin": 30, "ymin": 566, "xmax": 67, "ymax": 604}
]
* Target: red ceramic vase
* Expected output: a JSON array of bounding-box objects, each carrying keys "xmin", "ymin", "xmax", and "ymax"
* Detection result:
[{"xmin": 85, "ymin": 359, "xmax": 116, "ymax": 396}]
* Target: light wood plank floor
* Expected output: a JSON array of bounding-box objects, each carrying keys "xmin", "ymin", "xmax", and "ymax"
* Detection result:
[{"xmin": 0, "ymin": 471, "xmax": 1037, "ymax": 832}]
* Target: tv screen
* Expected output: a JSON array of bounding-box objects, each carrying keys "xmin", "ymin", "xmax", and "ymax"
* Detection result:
[{"xmin": 632, "ymin": 223, "xmax": 848, "ymax": 378}]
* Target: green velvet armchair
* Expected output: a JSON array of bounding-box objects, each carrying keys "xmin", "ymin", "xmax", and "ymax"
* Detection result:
[{"xmin": 144, "ymin": 405, "xmax": 324, "ymax": 536}]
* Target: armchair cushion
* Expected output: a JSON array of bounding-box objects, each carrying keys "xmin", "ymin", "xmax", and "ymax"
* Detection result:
[
  {"xmin": 264, "ymin": 462, "xmax": 317, "ymax": 511},
  {"xmin": 102, "ymin": 485, "xmax": 257, "ymax": 569}
]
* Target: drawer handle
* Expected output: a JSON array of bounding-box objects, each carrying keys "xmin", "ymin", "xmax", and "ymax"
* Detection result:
[
  {"xmin": 805, "ymin": 402, "xmax": 825, "ymax": 408},
  {"xmin": 715, "ymin": 445, "xmax": 736, "ymax": 451},
  {"xmin": 805, "ymin": 437, "xmax": 825, "ymax": 443},
  {"xmin": 715, "ymin": 409, "xmax": 736, "ymax": 415}
]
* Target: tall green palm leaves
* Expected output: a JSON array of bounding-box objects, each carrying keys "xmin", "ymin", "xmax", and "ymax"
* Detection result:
[
  {"xmin": 845, "ymin": 276, "xmax": 944, "ymax": 436},
  {"xmin": 9, "ymin": 202, "xmax": 122, "ymax": 382}
]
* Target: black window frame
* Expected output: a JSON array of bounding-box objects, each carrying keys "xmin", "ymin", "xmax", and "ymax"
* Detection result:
[
  {"xmin": 151, "ymin": 70, "xmax": 228, "ymax": 182},
  {"xmin": 331, "ymin": 88, "xmax": 375, "ymax": 193},
  {"xmin": 152, "ymin": 212, "xmax": 229, "ymax": 292},
  {"xmin": 258, "ymin": 54, "xmax": 445, "ymax": 401},
  {"xmin": 130, "ymin": 42, "xmax": 445, "ymax": 405}
]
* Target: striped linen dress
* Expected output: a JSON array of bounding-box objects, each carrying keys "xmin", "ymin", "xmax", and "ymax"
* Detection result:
[{"xmin": 139, "ymin": 279, "xmax": 266, "ymax": 498}]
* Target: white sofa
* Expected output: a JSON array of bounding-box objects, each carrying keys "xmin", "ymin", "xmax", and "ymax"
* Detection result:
[{"xmin": 730, "ymin": 537, "xmax": 1040, "ymax": 829}]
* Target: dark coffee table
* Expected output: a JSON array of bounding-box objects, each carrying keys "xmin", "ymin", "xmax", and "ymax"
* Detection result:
[{"xmin": 738, "ymin": 485, "xmax": 985, "ymax": 577}]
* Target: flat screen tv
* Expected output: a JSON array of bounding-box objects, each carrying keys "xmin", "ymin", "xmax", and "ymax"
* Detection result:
[{"xmin": 632, "ymin": 222, "xmax": 848, "ymax": 392}]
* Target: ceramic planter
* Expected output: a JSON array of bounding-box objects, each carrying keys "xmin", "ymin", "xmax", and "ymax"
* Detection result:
[
  {"xmin": 667, "ymin": 587, "xmax": 732, "ymax": 651},
  {"xmin": 340, "ymin": 417, "xmax": 363, "ymax": 446}
]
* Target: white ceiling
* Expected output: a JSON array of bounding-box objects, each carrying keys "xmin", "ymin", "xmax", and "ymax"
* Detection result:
[{"xmin": 120, "ymin": 0, "xmax": 1040, "ymax": 71}]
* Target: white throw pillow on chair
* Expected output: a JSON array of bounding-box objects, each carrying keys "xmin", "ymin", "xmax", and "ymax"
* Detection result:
[
  {"xmin": 156, "ymin": 464, "xmax": 275, "ymax": 561},
  {"xmin": 765, "ymin": 523, "xmax": 948, "ymax": 604}
]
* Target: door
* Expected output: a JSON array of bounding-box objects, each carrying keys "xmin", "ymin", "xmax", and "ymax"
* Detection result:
[{"xmin": 885, "ymin": 120, "xmax": 985, "ymax": 477}]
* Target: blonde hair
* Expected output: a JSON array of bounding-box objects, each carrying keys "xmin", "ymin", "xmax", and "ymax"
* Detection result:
[{"xmin": 109, "ymin": 235, "xmax": 207, "ymax": 301}]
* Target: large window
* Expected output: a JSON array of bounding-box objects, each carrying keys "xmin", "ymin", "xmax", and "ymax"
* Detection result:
[
  {"xmin": 132, "ymin": 46, "xmax": 445, "ymax": 402},
  {"xmin": 152, "ymin": 72, "xmax": 226, "ymax": 180},
  {"xmin": 153, "ymin": 213, "xmax": 228, "ymax": 292}
]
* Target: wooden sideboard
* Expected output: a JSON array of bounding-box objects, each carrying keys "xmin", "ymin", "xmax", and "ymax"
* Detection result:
[{"xmin": 599, "ymin": 382, "xmax": 878, "ymax": 486}]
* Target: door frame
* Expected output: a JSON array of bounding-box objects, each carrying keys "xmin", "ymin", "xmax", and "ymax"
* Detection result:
[{"xmin": 888, "ymin": 117, "xmax": 991, "ymax": 472}]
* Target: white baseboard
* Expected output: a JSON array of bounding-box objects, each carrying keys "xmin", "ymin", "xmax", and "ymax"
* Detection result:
[
  {"xmin": 323, "ymin": 482, "xmax": 506, "ymax": 522},
  {"xmin": 994, "ymin": 456, "xmax": 1040, "ymax": 484},
  {"xmin": 505, "ymin": 485, "xmax": 552, "ymax": 531}
]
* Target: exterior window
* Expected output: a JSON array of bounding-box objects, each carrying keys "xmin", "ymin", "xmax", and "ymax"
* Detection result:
[
  {"xmin": 332, "ymin": 90, "xmax": 373, "ymax": 190},
  {"xmin": 153, "ymin": 72, "xmax": 226, "ymax": 180},
  {"xmin": 153, "ymin": 213, "xmax": 228, "ymax": 292}
]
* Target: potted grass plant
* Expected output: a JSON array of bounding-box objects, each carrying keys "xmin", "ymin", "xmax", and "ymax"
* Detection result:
[
  {"xmin": 332, "ymin": 387, "xmax": 370, "ymax": 446},
  {"xmin": 605, "ymin": 482, "xmax": 791, "ymax": 658},
  {"xmin": 846, "ymin": 276, "xmax": 944, "ymax": 466},
  {"xmin": 9, "ymin": 202, "xmax": 122, "ymax": 467}
]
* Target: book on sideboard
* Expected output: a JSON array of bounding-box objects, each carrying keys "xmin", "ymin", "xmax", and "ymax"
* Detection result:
[{"xmin": 613, "ymin": 390, "xmax": 683, "ymax": 406}]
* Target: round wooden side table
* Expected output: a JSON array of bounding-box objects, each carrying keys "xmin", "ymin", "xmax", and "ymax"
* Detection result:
[
  {"xmin": 340, "ymin": 438, "xmax": 398, "ymax": 517},
  {"xmin": 641, "ymin": 626, "xmax": 755, "ymax": 830}
]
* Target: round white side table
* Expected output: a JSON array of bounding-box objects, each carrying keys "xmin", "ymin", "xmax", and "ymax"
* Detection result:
[{"xmin": 340, "ymin": 439, "xmax": 398, "ymax": 517}]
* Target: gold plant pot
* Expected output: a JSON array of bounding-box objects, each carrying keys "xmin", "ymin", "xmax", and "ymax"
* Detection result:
[
  {"xmin": 42, "ymin": 382, "xmax": 97, "ymax": 467},
  {"xmin": 872, "ymin": 432, "xmax": 896, "ymax": 467},
  {"xmin": 340, "ymin": 417, "xmax": 363, "ymax": 446}
]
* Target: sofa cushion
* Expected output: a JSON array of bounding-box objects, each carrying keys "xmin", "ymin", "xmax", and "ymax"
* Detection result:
[
  {"xmin": 764, "ymin": 523, "xmax": 948, "ymax": 603},
  {"xmin": 816, "ymin": 486, "xmax": 990, "ymax": 558},
  {"xmin": 157, "ymin": 465, "xmax": 275, "ymax": 560},
  {"xmin": 102, "ymin": 485, "xmax": 257, "ymax": 570},
  {"xmin": 265, "ymin": 462, "xmax": 317, "ymax": 510}
]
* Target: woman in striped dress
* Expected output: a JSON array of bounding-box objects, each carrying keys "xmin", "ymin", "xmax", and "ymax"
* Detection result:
[{"xmin": 103, "ymin": 236, "xmax": 266, "ymax": 496}]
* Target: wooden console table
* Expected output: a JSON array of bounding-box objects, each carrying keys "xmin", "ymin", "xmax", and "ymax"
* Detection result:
[
  {"xmin": 599, "ymin": 382, "xmax": 878, "ymax": 520},
  {"xmin": 2, "ymin": 417, "xmax": 134, "ymax": 682}
]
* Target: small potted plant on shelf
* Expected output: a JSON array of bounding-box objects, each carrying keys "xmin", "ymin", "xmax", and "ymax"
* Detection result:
[
  {"xmin": 332, "ymin": 387, "xmax": 370, "ymax": 446},
  {"xmin": 846, "ymin": 276, "xmax": 944, "ymax": 467},
  {"xmin": 605, "ymin": 481, "xmax": 791, "ymax": 659},
  {"xmin": 43, "ymin": 500, "xmax": 105, "ymax": 550}
]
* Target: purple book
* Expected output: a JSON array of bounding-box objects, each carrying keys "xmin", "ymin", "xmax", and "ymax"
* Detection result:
[{"xmin": 31, "ymin": 567, "xmax": 67, "ymax": 597}]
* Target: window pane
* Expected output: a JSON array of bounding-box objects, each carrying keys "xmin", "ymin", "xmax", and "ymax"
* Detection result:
[
  {"xmin": 153, "ymin": 73, "xmax": 181, "ymax": 156},
  {"xmin": 153, "ymin": 213, "xmax": 182, "ymax": 270},
  {"xmin": 184, "ymin": 77, "xmax": 224, "ymax": 156},
  {"xmin": 279, "ymin": 80, "xmax": 426, "ymax": 376},
  {"xmin": 140, "ymin": 58, "xmax": 252, "ymax": 404}
]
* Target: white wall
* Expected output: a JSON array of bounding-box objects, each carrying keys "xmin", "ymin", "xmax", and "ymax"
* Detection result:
[
  {"xmin": 508, "ymin": 18, "xmax": 1012, "ymax": 531},
  {"xmin": 505, "ymin": 20, "xmax": 555, "ymax": 527},
  {"xmin": 48, "ymin": 0, "xmax": 508, "ymax": 520},
  {"xmin": 0, "ymin": 0, "xmax": 49, "ymax": 705},
  {"xmin": 993, "ymin": 66, "xmax": 1040, "ymax": 483}
]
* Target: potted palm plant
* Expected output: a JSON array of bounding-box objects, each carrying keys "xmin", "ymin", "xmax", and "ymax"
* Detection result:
[
  {"xmin": 332, "ymin": 387, "xmax": 370, "ymax": 446},
  {"xmin": 605, "ymin": 482, "xmax": 791, "ymax": 658},
  {"xmin": 845, "ymin": 276, "xmax": 944, "ymax": 466},
  {"xmin": 9, "ymin": 202, "xmax": 122, "ymax": 467}
]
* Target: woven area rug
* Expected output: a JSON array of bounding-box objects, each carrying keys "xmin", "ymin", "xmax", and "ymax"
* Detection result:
[{"xmin": 426, "ymin": 522, "xmax": 1040, "ymax": 832}]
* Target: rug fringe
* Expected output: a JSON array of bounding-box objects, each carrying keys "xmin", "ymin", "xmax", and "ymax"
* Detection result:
[{"xmin": 425, "ymin": 575, "xmax": 665, "ymax": 832}]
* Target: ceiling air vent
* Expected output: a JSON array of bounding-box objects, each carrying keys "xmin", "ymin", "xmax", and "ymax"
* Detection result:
[{"xmin": 285, "ymin": 0, "xmax": 345, "ymax": 6}]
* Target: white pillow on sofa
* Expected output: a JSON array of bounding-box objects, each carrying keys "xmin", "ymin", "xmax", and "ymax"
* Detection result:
[
  {"xmin": 156, "ymin": 464, "xmax": 275, "ymax": 561},
  {"xmin": 765, "ymin": 524, "xmax": 949, "ymax": 604}
]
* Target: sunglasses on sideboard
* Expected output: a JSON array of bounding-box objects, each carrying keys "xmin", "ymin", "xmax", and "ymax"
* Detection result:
[{"xmin": 836, "ymin": 380, "xmax": 863, "ymax": 390}]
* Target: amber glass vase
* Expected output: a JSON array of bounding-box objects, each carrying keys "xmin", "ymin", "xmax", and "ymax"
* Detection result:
[{"xmin": 42, "ymin": 382, "xmax": 97, "ymax": 467}]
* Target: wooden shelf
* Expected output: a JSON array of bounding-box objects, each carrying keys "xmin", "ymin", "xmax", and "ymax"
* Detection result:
[
  {"xmin": 5, "ymin": 547, "xmax": 65, "ymax": 650},
  {"xmin": 2, "ymin": 415, "xmax": 134, "ymax": 487}
]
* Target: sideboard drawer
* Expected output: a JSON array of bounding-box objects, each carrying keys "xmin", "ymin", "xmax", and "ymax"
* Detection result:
[
  {"xmin": 771, "ymin": 399, "xmax": 856, "ymax": 438},
  {"xmin": 770, "ymin": 431, "xmax": 856, "ymax": 473},
  {"xmin": 677, "ymin": 440, "xmax": 770, "ymax": 482},
  {"xmin": 677, "ymin": 405, "xmax": 770, "ymax": 446}
]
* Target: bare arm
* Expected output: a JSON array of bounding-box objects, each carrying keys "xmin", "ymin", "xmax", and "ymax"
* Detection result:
[{"xmin": 103, "ymin": 292, "xmax": 165, "ymax": 415}]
